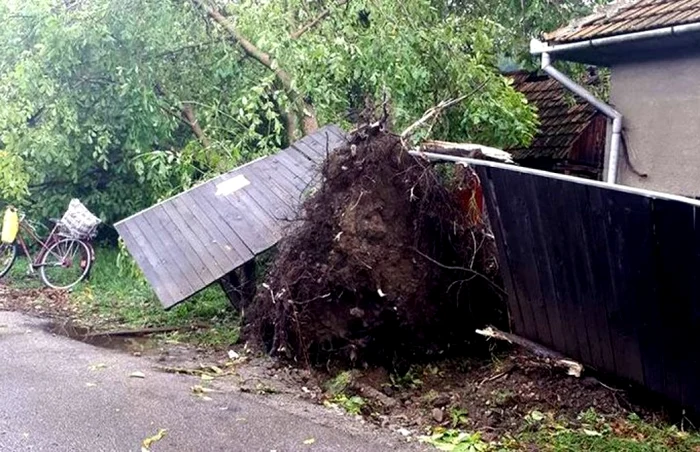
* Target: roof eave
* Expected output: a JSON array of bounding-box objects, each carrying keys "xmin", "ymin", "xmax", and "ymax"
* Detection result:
[{"xmin": 532, "ymin": 22, "xmax": 700, "ymax": 65}]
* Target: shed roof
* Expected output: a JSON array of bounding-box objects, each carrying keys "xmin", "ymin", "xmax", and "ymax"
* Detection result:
[
  {"xmin": 545, "ymin": 0, "xmax": 700, "ymax": 44},
  {"xmin": 115, "ymin": 125, "xmax": 346, "ymax": 308},
  {"xmin": 506, "ymin": 72, "xmax": 599, "ymax": 161}
]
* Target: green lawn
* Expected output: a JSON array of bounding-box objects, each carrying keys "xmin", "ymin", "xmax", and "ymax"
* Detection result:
[{"xmin": 6, "ymin": 246, "xmax": 240, "ymax": 348}]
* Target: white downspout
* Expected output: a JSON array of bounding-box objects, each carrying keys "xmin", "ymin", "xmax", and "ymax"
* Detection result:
[{"xmin": 540, "ymin": 52, "xmax": 623, "ymax": 184}]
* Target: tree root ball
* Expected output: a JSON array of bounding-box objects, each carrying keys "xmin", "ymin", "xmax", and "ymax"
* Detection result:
[{"xmin": 244, "ymin": 129, "xmax": 506, "ymax": 369}]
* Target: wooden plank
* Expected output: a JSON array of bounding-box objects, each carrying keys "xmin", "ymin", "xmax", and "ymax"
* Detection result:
[
  {"xmin": 577, "ymin": 185, "xmax": 617, "ymax": 374},
  {"xmin": 487, "ymin": 168, "xmax": 546, "ymax": 344},
  {"xmin": 131, "ymin": 212, "xmax": 199, "ymax": 301},
  {"xmin": 292, "ymin": 141, "xmax": 325, "ymax": 162},
  {"xmin": 556, "ymin": 178, "xmax": 607, "ymax": 368},
  {"xmin": 478, "ymin": 167, "xmax": 526, "ymax": 335},
  {"xmin": 532, "ymin": 176, "xmax": 587, "ymax": 361},
  {"xmin": 505, "ymin": 171, "xmax": 555, "ymax": 347},
  {"xmin": 241, "ymin": 166, "xmax": 299, "ymax": 219},
  {"xmin": 567, "ymin": 183, "xmax": 613, "ymax": 371},
  {"xmin": 225, "ymin": 187, "xmax": 282, "ymax": 242},
  {"xmin": 688, "ymin": 205, "xmax": 700, "ymax": 412},
  {"xmin": 651, "ymin": 198, "xmax": 695, "ymax": 404},
  {"xmin": 185, "ymin": 186, "xmax": 256, "ymax": 261},
  {"xmin": 306, "ymin": 130, "xmax": 338, "ymax": 158},
  {"xmin": 273, "ymin": 150, "xmax": 309, "ymax": 181},
  {"xmin": 266, "ymin": 154, "xmax": 308, "ymax": 193},
  {"xmin": 148, "ymin": 205, "xmax": 208, "ymax": 290},
  {"xmin": 285, "ymin": 146, "xmax": 319, "ymax": 172},
  {"xmin": 158, "ymin": 204, "xmax": 223, "ymax": 283},
  {"xmin": 601, "ymin": 189, "xmax": 648, "ymax": 385},
  {"xmin": 167, "ymin": 196, "xmax": 231, "ymax": 276},
  {"xmin": 236, "ymin": 166, "xmax": 297, "ymax": 221},
  {"xmin": 324, "ymin": 124, "xmax": 348, "ymax": 144},
  {"xmin": 256, "ymin": 158, "xmax": 305, "ymax": 203},
  {"xmin": 117, "ymin": 221, "xmax": 179, "ymax": 306},
  {"xmin": 198, "ymin": 186, "xmax": 271, "ymax": 255},
  {"xmin": 520, "ymin": 175, "xmax": 569, "ymax": 356},
  {"xmin": 282, "ymin": 147, "xmax": 322, "ymax": 195}
]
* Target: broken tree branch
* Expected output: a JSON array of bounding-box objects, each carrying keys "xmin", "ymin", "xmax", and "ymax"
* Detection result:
[
  {"xmin": 190, "ymin": 0, "xmax": 318, "ymax": 136},
  {"xmin": 401, "ymin": 95, "xmax": 469, "ymax": 141},
  {"xmin": 419, "ymin": 140, "xmax": 514, "ymax": 163},
  {"xmin": 476, "ymin": 326, "xmax": 583, "ymax": 377},
  {"xmin": 401, "ymin": 80, "xmax": 488, "ymax": 142},
  {"xmin": 84, "ymin": 326, "xmax": 183, "ymax": 338},
  {"xmin": 290, "ymin": 0, "xmax": 349, "ymax": 39},
  {"xmin": 181, "ymin": 102, "xmax": 212, "ymax": 149}
]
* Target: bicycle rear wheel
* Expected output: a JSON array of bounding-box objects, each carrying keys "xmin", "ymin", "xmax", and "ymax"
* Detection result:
[
  {"xmin": 0, "ymin": 243, "xmax": 16, "ymax": 278},
  {"xmin": 39, "ymin": 238, "xmax": 91, "ymax": 290}
]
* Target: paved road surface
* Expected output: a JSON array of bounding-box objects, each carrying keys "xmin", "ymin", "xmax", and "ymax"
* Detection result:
[{"xmin": 0, "ymin": 311, "xmax": 416, "ymax": 451}]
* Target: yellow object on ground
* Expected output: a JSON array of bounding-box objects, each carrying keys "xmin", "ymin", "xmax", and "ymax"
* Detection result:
[{"xmin": 1, "ymin": 207, "xmax": 18, "ymax": 243}]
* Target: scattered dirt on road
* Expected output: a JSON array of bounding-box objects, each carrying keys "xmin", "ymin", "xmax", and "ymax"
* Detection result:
[{"xmin": 0, "ymin": 284, "xmax": 77, "ymax": 319}]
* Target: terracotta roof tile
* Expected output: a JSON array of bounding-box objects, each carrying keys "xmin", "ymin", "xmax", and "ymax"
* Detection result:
[
  {"xmin": 545, "ymin": 0, "xmax": 700, "ymax": 43},
  {"xmin": 505, "ymin": 72, "xmax": 600, "ymax": 160}
]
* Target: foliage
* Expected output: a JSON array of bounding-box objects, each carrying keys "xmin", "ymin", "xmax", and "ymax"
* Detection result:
[
  {"xmin": 420, "ymin": 429, "xmax": 491, "ymax": 452},
  {"xmin": 328, "ymin": 394, "xmax": 366, "ymax": 415},
  {"xmin": 0, "ymin": 0, "xmax": 539, "ymax": 224},
  {"xmin": 0, "ymin": 0, "xmax": 284, "ymax": 222},
  {"xmin": 325, "ymin": 370, "xmax": 355, "ymax": 396},
  {"xmin": 437, "ymin": 0, "xmax": 608, "ymax": 65},
  {"xmin": 233, "ymin": 0, "xmax": 538, "ymax": 147}
]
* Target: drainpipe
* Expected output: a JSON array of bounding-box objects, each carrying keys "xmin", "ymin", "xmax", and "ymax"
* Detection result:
[{"xmin": 540, "ymin": 52, "xmax": 623, "ymax": 184}]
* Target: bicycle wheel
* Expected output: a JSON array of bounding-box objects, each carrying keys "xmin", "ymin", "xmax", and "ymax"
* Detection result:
[
  {"xmin": 39, "ymin": 238, "xmax": 92, "ymax": 290},
  {"xmin": 0, "ymin": 243, "xmax": 16, "ymax": 278}
]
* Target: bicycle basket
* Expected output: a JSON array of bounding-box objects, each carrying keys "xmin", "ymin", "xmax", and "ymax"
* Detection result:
[{"xmin": 59, "ymin": 199, "xmax": 101, "ymax": 239}]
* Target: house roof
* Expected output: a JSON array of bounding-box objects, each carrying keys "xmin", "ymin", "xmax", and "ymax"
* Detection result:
[
  {"xmin": 545, "ymin": 0, "xmax": 700, "ymax": 44},
  {"xmin": 506, "ymin": 72, "xmax": 599, "ymax": 161}
]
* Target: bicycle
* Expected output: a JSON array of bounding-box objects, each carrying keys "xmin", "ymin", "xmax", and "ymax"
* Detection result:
[{"xmin": 0, "ymin": 207, "xmax": 95, "ymax": 290}]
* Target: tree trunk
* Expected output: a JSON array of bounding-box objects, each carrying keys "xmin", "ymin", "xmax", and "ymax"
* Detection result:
[{"xmin": 190, "ymin": 0, "xmax": 318, "ymax": 138}]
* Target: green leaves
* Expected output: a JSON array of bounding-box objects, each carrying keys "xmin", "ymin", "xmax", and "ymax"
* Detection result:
[{"xmin": 0, "ymin": 0, "xmax": 562, "ymax": 222}]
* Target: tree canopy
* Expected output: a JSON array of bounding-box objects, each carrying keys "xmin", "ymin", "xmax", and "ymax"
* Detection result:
[{"xmin": 0, "ymin": 0, "xmax": 600, "ymax": 224}]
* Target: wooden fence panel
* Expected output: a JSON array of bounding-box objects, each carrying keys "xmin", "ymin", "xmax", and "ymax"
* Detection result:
[{"xmin": 475, "ymin": 162, "xmax": 700, "ymax": 411}]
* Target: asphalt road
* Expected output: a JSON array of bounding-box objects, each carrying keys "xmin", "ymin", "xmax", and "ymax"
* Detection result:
[{"xmin": 0, "ymin": 311, "xmax": 415, "ymax": 452}]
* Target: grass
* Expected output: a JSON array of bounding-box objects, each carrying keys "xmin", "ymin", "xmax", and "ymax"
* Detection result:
[
  {"xmin": 422, "ymin": 410, "xmax": 700, "ymax": 451},
  {"xmin": 5, "ymin": 247, "xmax": 240, "ymax": 348},
  {"xmin": 510, "ymin": 411, "xmax": 700, "ymax": 451}
]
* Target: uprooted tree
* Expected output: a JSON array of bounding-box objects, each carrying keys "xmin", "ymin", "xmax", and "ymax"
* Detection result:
[{"xmin": 245, "ymin": 120, "xmax": 509, "ymax": 368}]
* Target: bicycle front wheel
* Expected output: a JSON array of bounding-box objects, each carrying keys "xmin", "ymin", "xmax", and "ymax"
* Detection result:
[
  {"xmin": 39, "ymin": 238, "xmax": 92, "ymax": 290},
  {"xmin": 0, "ymin": 243, "xmax": 16, "ymax": 278}
]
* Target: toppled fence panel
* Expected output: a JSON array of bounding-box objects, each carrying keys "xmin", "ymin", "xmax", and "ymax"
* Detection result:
[
  {"xmin": 473, "ymin": 160, "xmax": 700, "ymax": 411},
  {"xmin": 115, "ymin": 125, "xmax": 346, "ymax": 308}
]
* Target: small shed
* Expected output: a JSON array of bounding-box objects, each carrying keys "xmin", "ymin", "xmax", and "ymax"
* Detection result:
[
  {"xmin": 115, "ymin": 125, "xmax": 346, "ymax": 308},
  {"xmin": 506, "ymin": 71, "xmax": 607, "ymax": 180}
]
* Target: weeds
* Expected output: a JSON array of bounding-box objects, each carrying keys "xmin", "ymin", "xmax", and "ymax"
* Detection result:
[
  {"xmin": 328, "ymin": 394, "xmax": 366, "ymax": 415},
  {"xmin": 420, "ymin": 429, "xmax": 491, "ymax": 452}
]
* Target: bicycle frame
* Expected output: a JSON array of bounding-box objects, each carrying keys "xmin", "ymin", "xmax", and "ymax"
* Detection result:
[{"xmin": 15, "ymin": 220, "xmax": 64, "ymax": 272}]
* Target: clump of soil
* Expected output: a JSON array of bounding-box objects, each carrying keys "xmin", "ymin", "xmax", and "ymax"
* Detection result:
[{"xmin": 245, "ymin": 128, "xmax": 505, "ymax": 368}]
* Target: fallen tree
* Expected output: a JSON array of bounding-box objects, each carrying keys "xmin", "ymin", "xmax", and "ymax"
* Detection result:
[{"xmin": 244, "ymin": 124, "xmax": 508, "ymax": 368}]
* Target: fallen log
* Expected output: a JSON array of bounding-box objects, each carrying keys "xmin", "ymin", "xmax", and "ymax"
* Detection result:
[
  {"xmin": 418, "ymin": 140, "xmax": 514, "ymax": 163},
  {"xmin": 476, "ymin": 326, "xmax": 583, "ymax": 377}
]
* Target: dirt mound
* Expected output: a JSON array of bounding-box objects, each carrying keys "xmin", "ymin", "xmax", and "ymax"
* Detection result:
[{"xmin": 245, "ymin": 129, "xmax": 505, "ymax": 368}]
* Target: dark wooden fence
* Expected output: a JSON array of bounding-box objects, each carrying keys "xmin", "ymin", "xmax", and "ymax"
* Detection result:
[{"xmin": 474, "ymin": 161, "xmax": 700, "ymax": 412}]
